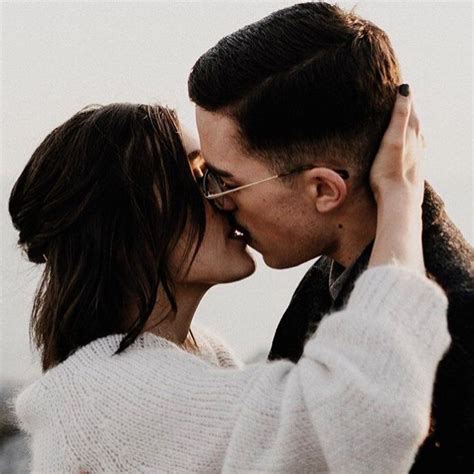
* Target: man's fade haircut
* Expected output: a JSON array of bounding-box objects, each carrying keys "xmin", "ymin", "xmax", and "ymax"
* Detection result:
[{"xmin": 188, "ymin": 2, "xmax": 401, "ymax": 184}]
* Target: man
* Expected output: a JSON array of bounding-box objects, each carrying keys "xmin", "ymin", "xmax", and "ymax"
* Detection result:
[{"xmin": 188, "ymin": 3, "xmax": 473, "ymax": 472}]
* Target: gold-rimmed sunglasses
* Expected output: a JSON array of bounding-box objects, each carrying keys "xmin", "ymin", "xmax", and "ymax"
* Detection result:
[{"xmin": 189, "ymin": 151, "xmax": 349, "ymax": 210}]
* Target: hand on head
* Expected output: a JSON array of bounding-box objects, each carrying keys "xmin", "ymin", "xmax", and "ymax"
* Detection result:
[
  {"xmin": 368, "ymin": 84, "xmax": 426, "ymax": 274},
  {"xmin": 369, "ymin": 84, "xmax": 426, "ymax": 205}
]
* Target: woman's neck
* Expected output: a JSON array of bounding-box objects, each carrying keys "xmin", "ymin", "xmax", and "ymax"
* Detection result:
[{"xmin": 142, "ymin": 283, "xmax": 209, "ymax": 345}]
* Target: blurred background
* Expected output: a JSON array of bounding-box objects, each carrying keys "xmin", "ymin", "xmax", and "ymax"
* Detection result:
[{"xmin": 1, "ymin": 1, "xmax": 472, "ymax": 471}]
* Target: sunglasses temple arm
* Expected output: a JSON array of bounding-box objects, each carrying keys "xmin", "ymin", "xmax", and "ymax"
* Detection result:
[{"xmin": 205, "ymin": 174, "xmax": 280, "ymax": 200}]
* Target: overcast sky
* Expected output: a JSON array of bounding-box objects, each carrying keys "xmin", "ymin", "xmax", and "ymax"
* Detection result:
[{"xmin": 1, "ymin": 1, "xmax": 472, "ymax": 384}]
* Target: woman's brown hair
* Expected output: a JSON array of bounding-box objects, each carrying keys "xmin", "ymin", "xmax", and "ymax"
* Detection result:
[{"xmin": 9, "ymin": 103, "xmax": 206, "ymax": 371}]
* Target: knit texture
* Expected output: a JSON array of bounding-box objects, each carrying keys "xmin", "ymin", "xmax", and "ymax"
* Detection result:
[
  {"xmin": 15, "ymin": 266, "xmax": 450, "ymax": 473},
  {"xmin": 269, "ymin": 182, "xmax": 474, "ymax": 472}
]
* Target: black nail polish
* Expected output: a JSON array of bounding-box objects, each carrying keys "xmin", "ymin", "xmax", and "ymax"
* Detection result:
[{"xmin": 399, "ymin": 84, "xmax": 410, "ymax": 97}]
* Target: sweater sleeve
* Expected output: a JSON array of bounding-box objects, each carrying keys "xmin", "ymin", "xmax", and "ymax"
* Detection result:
[{"xmin": 72, "ymin": 266, "xmax": 450, "ymax": 473}]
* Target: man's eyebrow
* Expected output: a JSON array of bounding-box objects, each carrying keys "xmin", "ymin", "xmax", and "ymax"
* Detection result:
[{"xmin": 204, "ymin": 161, "xmax": 234, "ymax": 178}]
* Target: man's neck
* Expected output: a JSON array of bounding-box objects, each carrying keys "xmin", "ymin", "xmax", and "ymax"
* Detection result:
[{"xmin": 328, "ymin": 190, "xmax": 377, "ymax": 269}]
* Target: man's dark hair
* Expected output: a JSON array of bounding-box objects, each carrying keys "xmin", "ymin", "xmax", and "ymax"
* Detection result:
[{"xmin": 189, "ymin": 2, "xmax": 401, "ymax": 184}]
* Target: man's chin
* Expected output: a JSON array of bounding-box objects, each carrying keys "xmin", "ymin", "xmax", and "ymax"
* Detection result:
[
  {"xmin": 260, "ymin": 250, "xmax": 298, "ymax": 270},
  {"xmin": 256, "ymin": 245, "xmax": 313, "ymax": 270},
  {"xmin": 248, "ymin": 242, "xmax": 280, "ymax": 268}
]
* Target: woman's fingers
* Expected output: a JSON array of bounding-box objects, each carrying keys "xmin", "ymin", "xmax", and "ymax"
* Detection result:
[
  {"xmin": 407, "ymin": 102, "xmax": 426, "ymax": 150},
  {"xmin": 380, "ymin": 85, "xmax": 412, "ymax": 153},
  {"xmin": 370, "ymin": 86, "xmax": 412, "ymax": 189},
  {"xmin": 408, "ymin": 101, "xmax": 419, "ymax": 132},
  {"xmin": 369, "ymin": 84, "xmax": 425, "ymax": 206}
]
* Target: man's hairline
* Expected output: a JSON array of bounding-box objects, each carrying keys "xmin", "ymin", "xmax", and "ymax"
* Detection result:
[
  {"xmin": 196, "ymin": 104, "xmax": 270, "ymax": 177},
  {"xmin": 195, "ymin": 103, "xmax": 364, "ymax": 183}
]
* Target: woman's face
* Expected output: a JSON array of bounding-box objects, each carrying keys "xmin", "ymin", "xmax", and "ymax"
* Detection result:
[{"xmin": 172, "ymin": 128, "xmax": 256, "ymax": 286}]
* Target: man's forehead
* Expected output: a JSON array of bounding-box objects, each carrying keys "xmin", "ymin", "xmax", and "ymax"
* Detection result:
[
  {"xmin": 195, "ymin": 107, "xmax": 253, "ymax": 176},
  {"xmin": 195, "ymin": 106, "xmax": 237, "ymax": 136},
  {"xmin": 196, "ymin": 108, "xmax": 241, "ymax": 153}
]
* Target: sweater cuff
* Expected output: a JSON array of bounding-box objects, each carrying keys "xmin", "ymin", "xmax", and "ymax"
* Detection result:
[{"xmin": 348, "ymin": 265, "xmax": 450, "ymax": 354}]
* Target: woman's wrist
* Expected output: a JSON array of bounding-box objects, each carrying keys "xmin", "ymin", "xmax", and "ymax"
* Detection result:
[
  {"xmin": 376, "ymin": 193, "xmax": 422, "ymax": 223},
  {"xmin": 369, "ymin": 192, "xmax": 424, "ymax": 273},
  {"xmin": 368, "ymin": 232, "xmax": 425, "ymax": 274},
  {"xmin": 372, "ymin": 180, "xmax": 420, "ymax": 206}
]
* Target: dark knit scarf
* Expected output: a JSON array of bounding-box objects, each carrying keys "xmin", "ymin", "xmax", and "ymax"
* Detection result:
[{"xmin": 268, "ymin": 182, "xmax": 474, "ymax": 473}]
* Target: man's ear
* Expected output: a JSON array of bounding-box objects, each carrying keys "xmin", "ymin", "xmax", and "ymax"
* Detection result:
[{"xmin": 304, "ymin": 167, "xmax": 348, "ymax": 213}]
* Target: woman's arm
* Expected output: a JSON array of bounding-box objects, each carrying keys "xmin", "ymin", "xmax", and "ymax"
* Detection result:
[
  {"xmin": 49, "ymin": 88, "xmax": 449, "ymax": 474},
  {"xmin": 66, "ymin": 266, "xmax": 448, "ymax": 473}
]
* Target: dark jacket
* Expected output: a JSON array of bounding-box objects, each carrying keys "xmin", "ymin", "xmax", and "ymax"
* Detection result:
[{"xmin": 268, "ymin": 183, "xmax": 474, "ymax": 473}]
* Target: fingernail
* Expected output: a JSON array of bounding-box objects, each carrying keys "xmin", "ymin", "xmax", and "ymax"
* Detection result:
[{"xmin": 398, "ymin": 84, "xmax": 410, "ymax": 97}]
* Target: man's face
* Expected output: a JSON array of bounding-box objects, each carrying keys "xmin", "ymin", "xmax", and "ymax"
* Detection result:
[{"xmin": 196, "ymin": 107, "xmax": 330, "ymax": 269}]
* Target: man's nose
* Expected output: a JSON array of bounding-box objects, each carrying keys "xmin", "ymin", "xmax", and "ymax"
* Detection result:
[
  {"xmin": 219, "ymin": 195, "xmax": 237, "ymax": 212},
  {"xmin": 220, "ymin": 207, "xmax": 238, "ymax": 227}
]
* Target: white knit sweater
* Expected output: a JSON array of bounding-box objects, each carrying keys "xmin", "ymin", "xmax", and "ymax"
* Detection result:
[{"xmin": 15, "ymin": 266, "xmax": 450, "ymax": 474}]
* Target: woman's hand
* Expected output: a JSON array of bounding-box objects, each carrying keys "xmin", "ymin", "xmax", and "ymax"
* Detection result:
[
  {"xmin": 370, "ymin": 85, "xmax": 425, "ymax": 205},
  {"xmin": 368, "ymin": 85, "xmax": 427, "ymax": 274}
]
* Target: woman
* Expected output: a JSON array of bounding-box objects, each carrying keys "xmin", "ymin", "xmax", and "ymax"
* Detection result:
[{"xmin": 11, "ymin": 88, "xmax": 449, "ymax": 473}]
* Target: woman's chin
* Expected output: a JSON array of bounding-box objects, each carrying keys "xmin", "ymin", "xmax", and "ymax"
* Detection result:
[
  {"xmin": 182, "ymin": 244, "xmax": 256, "ymax": 287},
  {"xmin": 239, "ymin": 253, "xmax": 257, "ymax": 278},
  {"xmin": 219, "ymin": 252, "xmax": 256, "ymax": 284}
]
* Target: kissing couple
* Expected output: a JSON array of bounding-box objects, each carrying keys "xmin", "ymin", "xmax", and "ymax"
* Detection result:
[{"xmin": 11, "ymin": 3, "xmax": 473, "ymax": 473}]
